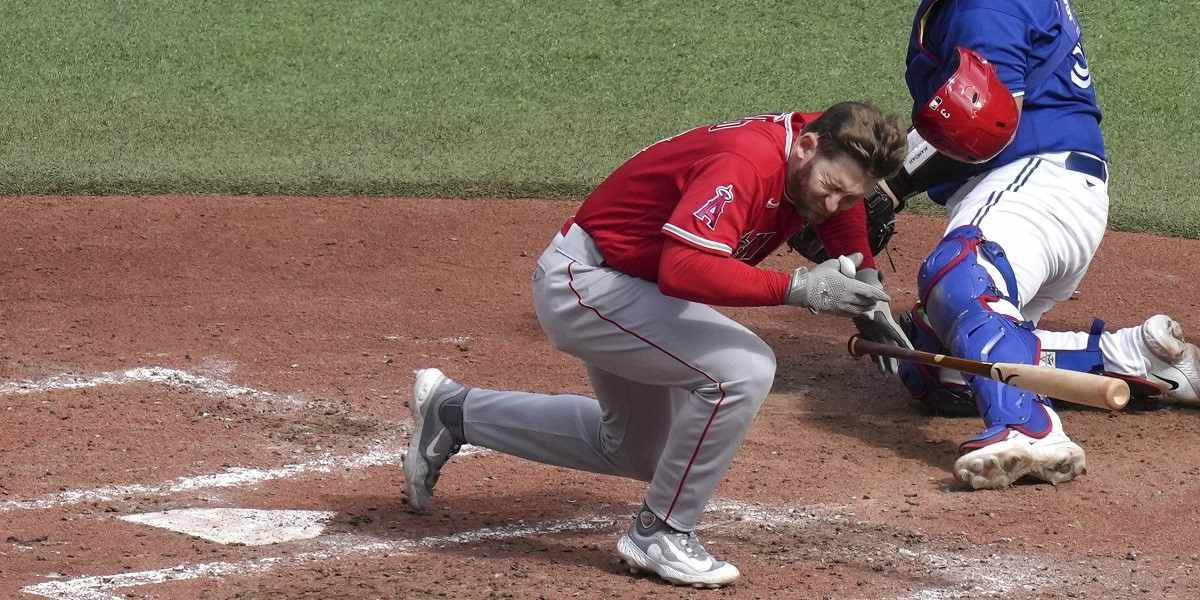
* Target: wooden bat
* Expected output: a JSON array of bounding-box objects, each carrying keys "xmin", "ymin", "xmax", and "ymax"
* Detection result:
[{"xmin": 847, "ymin": 335, "xmax": 1129, "ymax": 411}]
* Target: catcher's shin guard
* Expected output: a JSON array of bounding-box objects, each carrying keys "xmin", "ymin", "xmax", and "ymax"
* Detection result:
[{"xmin": 918, "ymin": 225, "xmax": 1052, "ymax": 444}]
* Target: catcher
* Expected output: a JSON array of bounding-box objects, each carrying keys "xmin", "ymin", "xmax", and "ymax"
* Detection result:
[{"xmin": 790, "ymin": 3, "xmax": 1200, "ymax": 491}]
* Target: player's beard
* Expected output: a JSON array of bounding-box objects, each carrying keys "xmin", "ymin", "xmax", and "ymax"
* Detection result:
[{"xmin": 784, "ymin": 161, "xmax": 827, "ymax": 224}]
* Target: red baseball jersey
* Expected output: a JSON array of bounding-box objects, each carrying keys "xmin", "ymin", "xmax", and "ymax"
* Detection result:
[{"xmin": 570, "ymin": 112, "xmax": 871, "ymax": 283}]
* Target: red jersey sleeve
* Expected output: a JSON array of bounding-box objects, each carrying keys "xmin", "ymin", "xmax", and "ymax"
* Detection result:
[
  {"xmin": 658, "ymin": 238, "xmax": 791, "ymax": 307},
  {"xmin": 660, "ymin": 153, "xmax": 762, "ymax": 257},
  {"xmin": 812, "ymin": 199, "xmax": 876, "ymax": 270}
]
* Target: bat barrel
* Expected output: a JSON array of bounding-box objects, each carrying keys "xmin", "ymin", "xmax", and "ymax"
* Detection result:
[{"xmin": 990, "ymin": 362, "xmax": 1130, "ymax": 411}]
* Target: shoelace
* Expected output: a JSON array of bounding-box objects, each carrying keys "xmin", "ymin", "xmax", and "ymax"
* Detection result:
[{"xmin": 671, "ymin": 532, "xmax": 705, "ymax": 559}]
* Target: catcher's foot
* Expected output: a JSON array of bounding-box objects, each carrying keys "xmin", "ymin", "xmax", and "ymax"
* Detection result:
[
  {"xmin": 1140, "ymin": 315, "xmax": 1200, "ymax": 405},
  {"xmin": 403, "ymin": 368, "xmax": 467, "ymax": 511},
  {"xmin": 954, "ymin": 405, "xmax": 1086, "ymax": 489}
]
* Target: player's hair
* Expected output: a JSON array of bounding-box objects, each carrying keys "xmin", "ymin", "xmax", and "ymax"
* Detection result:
[{"xmin": 803, "ymin": 102, "xmax": 906, "ymax": 180}]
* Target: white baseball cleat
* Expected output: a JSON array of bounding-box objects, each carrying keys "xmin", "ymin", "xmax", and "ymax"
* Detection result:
[
  {"xmin": 402, "ymin": 368, "xmax": 467, "ymax": 511},
  {"xmin": 616, "ymin": 506, "xmax": 740, "ymax": 588},
  {"xmin": 954, "ymin": 405, "xmax": 1086, "ymax": 489},
  {"xmin": 1140, "ymin": 314, "xmax": 1200, "ymax": 405}
]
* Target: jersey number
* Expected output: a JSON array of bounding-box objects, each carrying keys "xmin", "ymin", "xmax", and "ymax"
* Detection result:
[
  {"xmin": 708, "ymin": 113, "xmax": 785, "ymax": 132},
  {"xmin": 1070, "ymin": 44, "xmax": 1091, "ymax": 89},
  {"xmin": 1060, "ymin": 0, "xmax": 1091, "ymax": 89}
]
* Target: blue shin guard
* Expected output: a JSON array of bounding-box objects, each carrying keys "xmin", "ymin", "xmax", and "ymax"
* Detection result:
[{"xmin": 917, "ymin": 225, "xmax": 1052, "ymax": 447}]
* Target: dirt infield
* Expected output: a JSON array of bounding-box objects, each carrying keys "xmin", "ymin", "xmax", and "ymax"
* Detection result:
[{"xmin": 4, "ymin": 196, "xmax": 1200, "ymax": 599}]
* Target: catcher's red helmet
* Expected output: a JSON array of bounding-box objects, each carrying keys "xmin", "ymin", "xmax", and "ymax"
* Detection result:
[{"xmin": 913, "ymin": 47, "xmax": 1019, "ymax": 164}]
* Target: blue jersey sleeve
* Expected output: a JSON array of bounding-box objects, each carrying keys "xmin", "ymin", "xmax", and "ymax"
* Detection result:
[{"xmin": 936, "ymin": 7, "xmax": 1032, "ymax": 94}]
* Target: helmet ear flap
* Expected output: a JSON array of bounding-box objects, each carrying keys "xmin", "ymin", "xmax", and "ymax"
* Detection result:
[{"xmin": 912, "ymin": 47, "xmax": 1019, "ymax": 164}]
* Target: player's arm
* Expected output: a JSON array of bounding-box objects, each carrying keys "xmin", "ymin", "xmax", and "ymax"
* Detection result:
[
  {"xmin": 894, "ymin": 3, "xmax": 1029, "ymax": 207},
  {"xmin": 658, "ymin": 240, "xmax": 885, "ymax": 315},
  {"xmin": 886, "ymin": 7, "xmax": 1029, "ymax": 208},
  {"xmin": 656, "ymin": 153, "xmax": 789, "ymax": 306},
  {"xmin": 658, "ymin": 153, "xmax": 885, "ymax": 313},
  {"xmin": 657, "ymin": 240, "xmax": 790, "ymax": 307},
  {"xmin": 878, "ymin": 129, "xmax": 977, "ymax": 210}
]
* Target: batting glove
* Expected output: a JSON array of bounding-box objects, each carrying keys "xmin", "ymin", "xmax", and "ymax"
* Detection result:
[
  {"xmin": 850, "ymin": 268, "xmax": 914, "ymax": 375},
  {"xmin": 786, "ymin": 253, "xmax": 889, "ymax": 317}
]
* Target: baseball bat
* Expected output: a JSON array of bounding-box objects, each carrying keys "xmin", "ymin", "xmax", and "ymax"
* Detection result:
[{"xmin": 847, "ymin": 335, "xmax": 1129, "ymax": 411}]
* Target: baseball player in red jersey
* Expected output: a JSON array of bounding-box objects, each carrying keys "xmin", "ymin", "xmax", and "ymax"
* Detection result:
[{"xmin": 403, "ymin": 102, "xmax": 907, "ymax": 587}]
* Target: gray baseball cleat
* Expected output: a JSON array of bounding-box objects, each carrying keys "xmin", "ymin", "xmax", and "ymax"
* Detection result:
[
  {"xmin": 1141, "ymin": 314, "xmax": 1200, "ymax": 405},
  {"xmin": 615, "ymin": 505, "xmax": 740, "ymax": 588},
  {"xmin": 403, "ymin": 368, "xmax": 467, "ymax": 511}
]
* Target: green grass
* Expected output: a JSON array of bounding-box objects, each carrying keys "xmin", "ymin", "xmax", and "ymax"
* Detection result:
[
  {"xmin": 0, "ymin": 1, "xmax": 1196, "ymax": 236},
  {"xmin": 1081, "ymin": 1, "xmax": 1200, "ymax": 237}
]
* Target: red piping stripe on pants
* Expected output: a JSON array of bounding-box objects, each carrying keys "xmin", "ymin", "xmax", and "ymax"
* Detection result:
[{"xmin": 566, "ymin": 261, "xmax": 726, "ymax": 524}]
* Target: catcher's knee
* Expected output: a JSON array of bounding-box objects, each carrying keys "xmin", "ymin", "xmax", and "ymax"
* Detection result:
[{"xmin": 918, "ymin": 225, "xmax": 1027, "ymax": 339}]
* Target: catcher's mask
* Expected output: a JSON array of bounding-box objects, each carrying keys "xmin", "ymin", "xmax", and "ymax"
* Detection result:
[{"xmin": 912, "ymin": 47, "xmax": 1019, "ymax": 164}]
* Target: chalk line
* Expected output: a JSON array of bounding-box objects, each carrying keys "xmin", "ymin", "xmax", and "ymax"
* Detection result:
[
  {"xmin": 20, "ymin": 496, "xmax": 1047, "ymax": 600},
  {"xmin": 22, "ymin": 515, "xmax": 616, "ymax": 600},
  {"xmin": 882, "ymin": 544, "xmax": 1046, "ymax": 600},
  {"xmin": 0, "ymin": 442, "xmax": 487, "ymax": 513},
  {"xmin": 21, "ymin": 500, "xmax": 833, "ymax": 599},
  {"xmin": 0, "ymin": 366, "xmax": 303, "ymax": 407}
]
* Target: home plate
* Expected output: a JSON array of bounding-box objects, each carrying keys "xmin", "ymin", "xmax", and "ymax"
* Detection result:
[{"xmin": 120, "ymin": 508, "xmax": 336, "ymax": 546}]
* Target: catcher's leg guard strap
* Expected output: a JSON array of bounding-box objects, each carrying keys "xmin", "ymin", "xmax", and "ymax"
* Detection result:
[
  {"xmin": 1040, "ymin": 318, "xmax": 1165, "ymax": 401},
  {"xmin": 898, "ymin": 306, "xmax": 976, "ymax": 416},
  {"xmin": 918, "ymin": 225, "xmax": 1050, "ymax": 438},
  {"xmin": 977, "ymin": 236, "xmax": 1020, "ymax": 306},
  {"xmin": 898, "ymin": 306, "xmax": 944, "ymax": 400},
  {"xmin": 1042, "ymin": 318, "xmax": 1106, "ymax": 374}
]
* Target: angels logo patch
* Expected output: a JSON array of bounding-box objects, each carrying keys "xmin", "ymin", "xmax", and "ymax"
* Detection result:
[{"xmin": 692, "ymin": 184, "xmax": 735, "ymax": 230}]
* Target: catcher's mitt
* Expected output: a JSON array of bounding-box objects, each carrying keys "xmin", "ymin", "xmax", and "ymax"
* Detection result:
[{"xmin": 787, "ymin": 185, "xmax": 897, "ymax": 263}]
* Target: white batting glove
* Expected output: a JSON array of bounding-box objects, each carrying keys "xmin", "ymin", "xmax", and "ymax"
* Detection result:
[
  {"xmin": 786, "ymin": 253, "xmax": 889, "ymax": 317},
  {"xmin": 850, "ymin": 268, "xmax": 914, "ymax": 375}
]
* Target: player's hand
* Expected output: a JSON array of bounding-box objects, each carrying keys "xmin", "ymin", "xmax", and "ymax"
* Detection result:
[
  {"xmin": 786, "ymin": 253, "xmax": 889, "ymax": 317},
  {"xmin": 850, "ymin": 268, "xmax": 914, "ymax": 375}
]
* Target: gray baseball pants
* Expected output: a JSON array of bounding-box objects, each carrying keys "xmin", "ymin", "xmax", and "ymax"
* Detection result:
[{"xmin": 459, "ymin": 224, "xmax": 776, "ymax": 531}]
